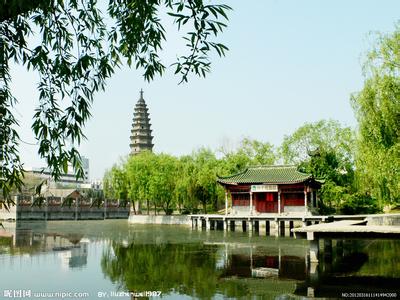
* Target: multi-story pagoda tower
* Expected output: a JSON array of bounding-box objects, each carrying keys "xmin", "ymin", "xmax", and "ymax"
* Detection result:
[{"xmin": 129, "ymin": 89, "xmax": 154, "ymax": 155}]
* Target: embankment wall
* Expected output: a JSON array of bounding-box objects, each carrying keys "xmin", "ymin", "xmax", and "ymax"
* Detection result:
[{"xmin": 128, "ymin": 215, "xmax": 191, "ymax": 226}]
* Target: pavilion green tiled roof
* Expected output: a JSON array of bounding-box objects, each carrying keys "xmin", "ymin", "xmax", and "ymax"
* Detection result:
[{"xmin": 217, "ymin": 165, "xmax": 313, "ymax": 185}]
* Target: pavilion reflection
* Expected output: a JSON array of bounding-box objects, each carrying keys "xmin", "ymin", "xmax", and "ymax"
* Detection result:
[
  {"xmin": 219, "ymin": 246, "xmax": 307, "ymax": 281},
  {"xmin": 101, "ymin": 240, "xmax": 311, "ymax": 298}
]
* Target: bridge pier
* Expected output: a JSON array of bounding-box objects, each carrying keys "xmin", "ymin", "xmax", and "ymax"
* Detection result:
[
  {"xmin": 280, "ymin": 220, "xmax": 285, "ymax": 236},
  {"xmin": 254, "ymin": 220, "xmax": 259, "ymax": 233},
  {"xmin": 230, "ymin": 220, "xmax": 235, "ymax": 231},
  {"xmin": 309, "ymin": 239, "xmax": 319, "ymax": 263},
  {"xmin": 192, "ymin": 218, "xmax": 196, "ymax": 229},
  {"xmin": 265, "ymin": 220, "xmax": 270, "ymax": 235},
  {"xmin": 289, "ymin": 220, "xmax": 294, "ymax": 237},
  {"xmin": 248, "ymin": 219, "xmax": 253, "ymax": 232},
  {"xmin": 242, "ymin": 220, "xmax": 247, "ymax": 232},
  {"xmin": 323, "ymin": 239, "xmax": 333, "ymax": 272},
  {"xmin": 274, "ymin": 220, "xmax": 279, "ymax": 237},
  {"xmin": 336, "ymin": 240, "xmax": 343, "ymax": 257}
]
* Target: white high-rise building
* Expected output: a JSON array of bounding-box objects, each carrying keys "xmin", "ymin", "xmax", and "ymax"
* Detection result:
[{"xmin": 30, "ymin": 156, "xmax": 90, "ymax": 188}]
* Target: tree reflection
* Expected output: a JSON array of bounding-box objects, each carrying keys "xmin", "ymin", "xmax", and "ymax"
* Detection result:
[
  {"xmin": 101, "ymin": 242, "xmax": 223, "ymax": 298},
  {"xmin": 100, "ymin": 241, "xmax": 301, "ymax": 298}
]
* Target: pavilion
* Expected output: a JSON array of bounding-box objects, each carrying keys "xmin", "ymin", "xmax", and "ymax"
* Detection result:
[{"xmin": 217, "ymin": 165, "xmax": 322, "ymax": 215}]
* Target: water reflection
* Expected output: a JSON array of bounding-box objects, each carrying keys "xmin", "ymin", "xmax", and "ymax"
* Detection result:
[
  {"xmin": 102, "ymin": 243, "xmax": 224, "ymax": 298},
  {"xmin": 0, "ymin": 221, "xmax": 88, "ymax": 269},
  {"xmin": 101, "ymin": 241, "xmax": 306, "ymax": 298},
  {"xmin": 100, "ymin": 236, "xmax": 400, "ymax": 298},
  {"xmin": 297, "ymin": 239, "xmax": 400, "ymax": 298},
  {"xmin": 0, "ymin": 221, "xmax": 399, "ymax": 299}
]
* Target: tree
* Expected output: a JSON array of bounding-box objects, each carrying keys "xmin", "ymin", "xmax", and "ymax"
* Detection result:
[
  {"xmin": 219, "ymin": 137, "xmax": 277, "ymax": 174},
  {"xmin": 147, "ymin": 153, "xmax": 178, "ymax": 215},
  {"xmin": 281, "ymin": 120, "xmax": 357, "ymax": 213},
  {"xmin": 351, "ymin": 27, "xmax": 400, "ymax": 209},
  {"xmin": 191, "ymin": 148, "xmax": 222, "ymax": 213},
  {"xmin": 0, "ymin": 0, "xmax": 231, "ymax": 200},
  {"xmin": 174, "ymin": 155, "xmax": 195, "ymax": 213},
  {"xmin": 280, "ymin": 119, "xmax": 356, "ymax": 189},
  {"xmin": 102, "ymin": 169, "xmax": 114, "ymax": 200},
  {"xmin": 109, "ymin": 164, "xmax": 129, "ymax": 201},
  {"xmin": 125, "ymin": 151, "xmax": 154, "ymax": 214},
  {"xmin": 103, "ymin": 141, "xmax": 275, "ymax": 215},
  {"xmin": 239, "ymin": 138, "xmax": 276, "ymax": 166},
  {"xmin": 281, "ymin": 119, "xmax": 355, "ymax": 165}
]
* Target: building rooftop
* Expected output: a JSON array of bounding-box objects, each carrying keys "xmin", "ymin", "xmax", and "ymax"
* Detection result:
[
  {"xmin": 217, "ymin": 165, "xmax": 318, "ymax": 185},
  {"xmin": 42, "ymin": 188, "xmax": 81, "ymax": 198}
]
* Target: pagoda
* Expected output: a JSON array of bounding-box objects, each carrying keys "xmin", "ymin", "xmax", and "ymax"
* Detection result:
[{"xmin": 129, "ymin": 89, "xmax": 154, "ymax": 155}]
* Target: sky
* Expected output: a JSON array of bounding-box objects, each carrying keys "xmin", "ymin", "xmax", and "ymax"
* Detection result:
[{"xmin": 10, "ymin": 0, "xmax": 400, "ymax": 180}]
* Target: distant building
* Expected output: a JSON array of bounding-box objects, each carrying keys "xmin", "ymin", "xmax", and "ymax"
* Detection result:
[
  {"xmin": 29, "ymin": 156, "xmax": 90, "ymax": 188},
  {"xmin": 81, "ymin": 156, "xmax": 90, "ymax": 182},
  {"xmin": 90, "ymin": 179, "xmax": 103, "ymax": 190},
  {"xmin": 129, "ymin": 89, "xmax": 154, "ymax": 155}
]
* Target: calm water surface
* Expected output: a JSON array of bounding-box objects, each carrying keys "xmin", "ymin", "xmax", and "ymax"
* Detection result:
[{"xmin": 0, "ymin": 220, "xmax": 399, "ymax": 299}]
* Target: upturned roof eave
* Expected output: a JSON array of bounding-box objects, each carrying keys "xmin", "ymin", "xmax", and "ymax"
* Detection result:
[
  {"xmin": 216, "ymin": 165, "xmax": 325, "ymax": 187},
  {"xmin": 217, "ymin": 178, "xmax": 312, "ymax": 186},
  {"xmin": 216, "ymin": 168, "xmax": 249, "ymax": 181}
]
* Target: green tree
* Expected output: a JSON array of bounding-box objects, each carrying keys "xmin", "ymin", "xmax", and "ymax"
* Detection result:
[
  {"xmin": 102, "ymin": 169, "xmax": 113, "ymax": 199},
  {"xmin": 191, "ymin": 148, "xmax": 222, "ymax": 213},
  {"xmin": 102, "ymin": 160, "xmax": 131, "ymax": 209},
  {"xmin": 219, "ymin": 138, "xmax": 277, "ymax": 175},
  {"xmin": 123, "ymin": 151, "xmax": 180, "ymax": 215},
  {"xmin": 147, "ymin": 154, "xmax": 178, "ymax": 215},
  {"xmin": 125, "ymin": 151, "xmax": 154, "ymax": 214},
  {"xmin": 81, "ymin": 187, "xmax": 104, "ymax": 208},
  {"xmin": 220, "ymin": 150, "xmax": 251, "ymax": 175},
  {"xmin": 174, "ymin": 155, "xmax": 196, "ymax": 213},
  {"xmin": 103, "ymin": 141, "xmax": 275, "ymax": 215},
  {"xmin": 281, "ymin": 120, "xmax": 357, "ymax": 213},
  {"xmin": 0, "ymin": 0, "xmax": 231, "ymax": 200},
  {"xmin": 110, "ymin": 164, "xmax": 129, "ymax": 201},
  {"xmin": 281, "ymin": 119, "xmax": 355, "ymax": 165},
  {"xmin": 351, "ymin": 27, "xmax": 400, "ymax": 209},
  {"xmin": 239, "ymin": 138, "xmax": 276, "ymax": 166}
]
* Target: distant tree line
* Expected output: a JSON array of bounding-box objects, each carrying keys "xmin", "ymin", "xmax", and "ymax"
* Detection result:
[{"xmin": 103, "ymin": 138, "xmax": 276, "ymax": 215}]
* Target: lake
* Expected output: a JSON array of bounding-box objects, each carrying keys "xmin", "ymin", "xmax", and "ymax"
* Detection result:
[{"xmin": 0, "ymin": 220, "xmax": 399, "ymax": 299}]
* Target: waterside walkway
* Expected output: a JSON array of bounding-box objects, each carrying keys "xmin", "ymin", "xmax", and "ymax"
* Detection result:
[
  {"xmin": 293, "ymin": 219, "xmax": 400, "ymax": 240},
  {"xmin": 190, "ymin": 213, "xmax": 400, "ymax": 265},
  {"xmin": 190, "ymin": 214, "xmax": 337, "ymax": 237},
  {"xmin": 190, "ymin": 213, "xmax": 400, "ymax": 235}
]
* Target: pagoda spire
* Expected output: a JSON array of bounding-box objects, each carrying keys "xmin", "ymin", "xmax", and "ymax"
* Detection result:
[{"xmin": 129, "ymin": 89, "xmax": 154, "ymax": 155}]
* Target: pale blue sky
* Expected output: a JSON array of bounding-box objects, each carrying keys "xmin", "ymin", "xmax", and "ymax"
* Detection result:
[{"xmin": 11, "ymin": 0, "xmax": 400, "ymax": 180}]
